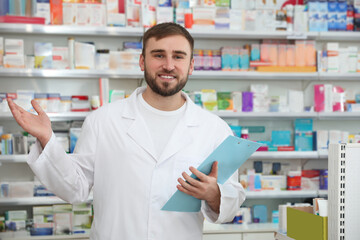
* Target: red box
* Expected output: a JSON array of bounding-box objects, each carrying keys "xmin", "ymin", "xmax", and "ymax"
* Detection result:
[{"xmin": 0, "ymin": 16, "xmax": 45, "ymax": 24}]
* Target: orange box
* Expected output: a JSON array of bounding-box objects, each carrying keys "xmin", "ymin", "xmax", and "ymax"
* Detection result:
[
  {"xmin": 286, "ymin": 44, "xmax": 295, "ymax": 66},
  {"xmin": 306, "ymin": 40, "xmax": 316, "ymax": 66},
  {"xmin": 278, "ymin": 44, "xmax": 287, "ymax": 67},
  {"xmin": 295, "ymin": 40, "xmax": 306, "ymax": 67},
  {"xmin": 50, "ymin": 0, "xmax": 63, "ymax": 25}
]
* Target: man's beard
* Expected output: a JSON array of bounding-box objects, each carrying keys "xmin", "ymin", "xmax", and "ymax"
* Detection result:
[{"xmin": 144, "ymin": 66, "xmax": 189, "ymax": 97}]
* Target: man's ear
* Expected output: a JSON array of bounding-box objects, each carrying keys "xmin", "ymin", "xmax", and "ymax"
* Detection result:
[
  {"xmin": 188, "ymin": 58, "xmax": 195, "ymax": 76},
  {"xmin": 139, "ymin": 54, "xmax": 145, "ymax": 71}
]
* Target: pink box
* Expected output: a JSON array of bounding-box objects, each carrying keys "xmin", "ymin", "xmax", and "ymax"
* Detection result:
[{"xmin": 314, "ymin": 84, "xmax": 325, "ymax": 112}]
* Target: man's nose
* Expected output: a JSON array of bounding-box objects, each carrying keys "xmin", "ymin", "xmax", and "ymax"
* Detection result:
[{"xmin": 162, "ymin": 57, "xmax": 175, "ymax": 72}]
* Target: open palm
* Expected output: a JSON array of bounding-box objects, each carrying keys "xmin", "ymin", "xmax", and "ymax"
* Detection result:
[{"xmin": 8, "ymin": 98, "xmax": 52, "ymax": 148}]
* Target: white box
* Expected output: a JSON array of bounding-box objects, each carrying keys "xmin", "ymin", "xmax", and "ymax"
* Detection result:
[
  {"xmin": 5, "ymin": 39, "xmax": 24, "ymax": 56},
  {"xmin": 324, "ymin": 84, "xmax": 333, "ymax": 112},
  {"xmin": 36, "ymin": 2, "xmax": 50, "ymax": 24},
  {"xmin": 339, "ymin": 48, "xmax": 349, "ymax": 73},
  {"xmin": 329, "ymin": 130, "xmax": 342, "ymax": 144},
  {"xmin": 9, "ymin": 182, "xmax": 34, "ymax": 198},
  {"xmin": 156, "ymin": 7, "xmax": 173, "ymax": 24},
  {"xmin": 192, "ymin": 7, "xmax": 216, "ymax": 30},
  {"xmin": 317, "ymin": 130, "xmax": 329, "ymax": 150},
  {"xmin": 76, "ymin": 3, "xmax": 90, "ymax": 25},
  {"xmin": 63, "ymin": 3, "xmax": 77, "ymax": 25},
  {"xmin": 3, "ymin": 55, "xmax": 25, "ymax": 68},
  {"xmin": 52, "ymin": 47, "xmax": 69, "ymax": 69},
  {"xmin": 90, "ymin": 3, "xmax": 106, "ymax": 26},
  {"xmin": 348, "ymin": 46, "xmax": 358, "ymax": 73},
  {"xmin": 288, "ymin": 90, "xmax": 304, "ymax": 112},
  {"xmin": 326, "ymin": 42, "xmax": 339, "ymax": 73},
  {"xmin": 229, "ymin": 9, "xmax": 244, "ymax": 30}
]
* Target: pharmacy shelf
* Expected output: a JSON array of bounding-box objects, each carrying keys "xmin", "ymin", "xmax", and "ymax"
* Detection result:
[
  {"xmin": 0, "ymin": 68, "xmax": 143, "ymax": 79},
  {"xmin": 245, "ymin": 190, "xmax": 327, "ymax": 199},
  {"xmin": 318, "ymin": 112, "xmax": 360, "ymax": 120},
  {"xmin": 1, "ymin": 69, "xmax": 358, "ymax": 81},
  {"xmin": 203, "ymin": 221, "xmax": 278, "ymax": 234},
  {"xmin": 0, "ymin": 112, "xmax": 89, "ymax": 121},
  {"xmin": 0, "ymin": 233, "xmax": 90, "ymax": 240},
  {"xmin": 319, "ymin": 72, "xmax": 360, "ymax": 81},
  {"xmin": 0, "ymin": 196, "xmax": 92, "ymax": 206},
  {"xmin": 317, "ymin": 31, "xmax": 360, "ymax": 41},
  {"xmin": 250, "ymin": 151, "xmax": 324, "ymax": 160},
  {"xmin": 0, "ymin": 197, "xmax": 68, "ymax": 206},
  {"xmin": 0, "ymin": 151, "xmax": 328, "ymax": 164},
  {"xmin": 0, "ymin": 23, "xmax": 144, "ymax": 37},
  {"xmin": 0, "ymin": 154, "xmax": 28, "ymax": 163},
  {"xmin": 189, "ymin": 29, "xmax": 317, "ymax": 40},
  {"xmin": 191, "ymin": 71, "xmax": 318, "ymax": 80},
  {"xmin": 215, "ymin": 112, "xmax": 318, "ymax": 119}
]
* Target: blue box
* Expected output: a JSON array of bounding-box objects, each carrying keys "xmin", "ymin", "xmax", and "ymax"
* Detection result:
[
  {"xmin": 271, "ymin": 130, "xmax": 291, "ymax": 146},
  {"xmin": 328, "ymin": 0, "xmax": 338, "ymax": 31}
]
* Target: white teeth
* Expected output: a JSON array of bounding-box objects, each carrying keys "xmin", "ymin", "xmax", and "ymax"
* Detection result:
[{"xmin": 160, "ymin": 75, "xmax": 175, "ymax": 79}]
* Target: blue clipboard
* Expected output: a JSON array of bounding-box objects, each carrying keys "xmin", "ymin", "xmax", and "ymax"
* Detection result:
[{"xmin": 161, "ymin": 135, "xmax": 262, "ymax": 212}]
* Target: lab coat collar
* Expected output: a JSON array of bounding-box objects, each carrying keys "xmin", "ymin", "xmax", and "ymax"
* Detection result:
[
  {"xmin": 122, "ymin": 87, "xmax": 200, "ymax": 163},
  {"xmin": 122, "ymin": 86, "xmax": 200, "ymax": 127}
]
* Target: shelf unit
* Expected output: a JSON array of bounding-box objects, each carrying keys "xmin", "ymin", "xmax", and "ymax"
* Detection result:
[
  {"xmin": 0, "ymin": 151, "xmax": 328, "ymax": 164},
  {"xmin": 245, "ymin": 190, "xmax": 328, "ymax": 199},
  {"xmin": 1, "ymin": 22, "xmax": 358, "ymax": 237},
  {"xmin": 1, "ymin": 69, "xmax": 359, "ymax": 81},
  {"xmin": 1, "ymin": 23, "xmax": 359, "ymax": 41}
]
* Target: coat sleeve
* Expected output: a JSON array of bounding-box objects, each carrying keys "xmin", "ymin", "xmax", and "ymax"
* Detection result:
[
  {"xmin": 27, "ymin": 116, "xmax": 97, "ymax": 204},
  {"xmin": 201, "ymin": 171, "xmax": 246, "ymax": 223},
  {"xmin": 200, "ymin": 118, "xmax": 246, "ymax": 223}
]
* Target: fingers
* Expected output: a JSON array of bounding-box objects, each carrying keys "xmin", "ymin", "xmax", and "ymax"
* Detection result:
[
  {"xmin": 189, "ymin": 166, "xmax": 208, "ymax": 181},
  {"xmin": 208, "ymin": 161, "xmax": 218, "ymax": 179},
  {"xmin": 7, "ymin": 98, "xmax": 23, "ymax": 113},
  {"xmin": 31, "ymin": 99, "xmax": 45, "ymax": 115}
]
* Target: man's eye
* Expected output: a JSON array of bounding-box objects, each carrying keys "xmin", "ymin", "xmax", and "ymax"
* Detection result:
[
  {"xmin": 155, "ymin": 54, "xmax": 164, "ymax": 58},
  {"xmin": 175, "ymin": 55, "xmax": 184, "ymax": 59}
]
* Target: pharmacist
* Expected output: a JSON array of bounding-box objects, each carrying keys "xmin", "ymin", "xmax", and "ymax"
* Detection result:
[{"xmin": 8, "ymin": 23, "xmax": 245, "ymax": 240}]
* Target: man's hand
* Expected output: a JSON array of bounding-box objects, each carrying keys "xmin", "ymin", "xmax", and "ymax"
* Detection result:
[
  {"xmin": 177, "ymin": 161, "xmax": 221, "ymax": 214},
  {"xmin": 7, "ymin": 98, "xmax": 52, "ymax": 148}
]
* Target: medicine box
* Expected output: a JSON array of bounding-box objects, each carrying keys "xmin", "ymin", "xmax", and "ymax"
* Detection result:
[{"xmin": 287, "ymin": 207, "xmax": 327, "ymax": 240}]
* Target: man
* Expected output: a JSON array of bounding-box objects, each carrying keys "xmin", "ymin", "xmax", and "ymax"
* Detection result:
[{"xmin": 8, "ymin": 23, "xmax": 245, "ymax": 239}]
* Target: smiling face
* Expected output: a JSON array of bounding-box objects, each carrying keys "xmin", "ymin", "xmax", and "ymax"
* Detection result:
[{"xmin": 139, "ymin": 35, "xmax": 194, "ymax": 97}]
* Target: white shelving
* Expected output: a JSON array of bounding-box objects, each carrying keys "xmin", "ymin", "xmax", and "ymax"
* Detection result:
[
  {"xmin": 1, "ymin": 69, "xmax": 359, "ymax": 81},
  {"xmin": 245, "ymin": 190, "xmax": 328, "ymax": 199},
  {"xmin": 0, "ymin": 197, "xmax": 71, "ymax": 206},
  {"xmin": 215, "ymin": 112, "xmax": 318, "ymax": 119},
  {"xmin": 0, "ymin": 233, "xmax": 89, "ymax": 240},
  {"xmin": 0, "ymin": 23, "xmax": 143, "ymax": 37},
  {"xmin": 191, "ymin": 71, "xmax": 318, "ymax": 80},
  {"xmin": 0, "ymin": 151, "xmax": 327, "ymax": 164},
  {"xmin": 1, "ymin": 23, "xmax": 359, "ymax": 42},
  {"xmin": 0, "ymin": 68, "xmax": 143, "ymax": 79},
  {"xmin": 0, "ymin": 112, "xmax": 89, "ymax": 121}
]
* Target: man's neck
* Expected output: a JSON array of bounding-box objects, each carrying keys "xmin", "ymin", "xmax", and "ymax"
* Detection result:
[{"xmin": 142, "ymin": 87, "xmax": 185, "ymax": 111}]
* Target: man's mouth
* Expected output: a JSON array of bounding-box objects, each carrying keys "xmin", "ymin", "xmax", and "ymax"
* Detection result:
[{"xmin": 158, "ymin": 74, "xmax": 176, "ymax": 80}]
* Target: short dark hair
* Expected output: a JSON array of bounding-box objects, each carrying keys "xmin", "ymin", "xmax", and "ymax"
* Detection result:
[{"xmin": 142, "ymin": 22, "xmax": 194, "ymax": 59}]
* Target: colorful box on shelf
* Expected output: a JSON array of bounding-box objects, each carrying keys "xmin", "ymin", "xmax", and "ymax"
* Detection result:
[
  {"xmin": 287, "ymin": 207, "xmax": 327, "ymax": 240},
  {"xmin": 0, "ymin": 16, "xmax": 45, "ymax": 24},
  {"xmin": 256, "ymin": 66, "xmax": 317, "ymax": 72}
]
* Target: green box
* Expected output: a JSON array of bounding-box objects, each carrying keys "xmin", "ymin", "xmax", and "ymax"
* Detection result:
[{"xmin": 287, "ymin": 207, "xmax": 327, "ymax": 240}]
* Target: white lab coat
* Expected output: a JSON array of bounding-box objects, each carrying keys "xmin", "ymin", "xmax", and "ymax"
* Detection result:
[{"xmin": 28, "ymin": 87, "xmax": 245, "ymax": 240}]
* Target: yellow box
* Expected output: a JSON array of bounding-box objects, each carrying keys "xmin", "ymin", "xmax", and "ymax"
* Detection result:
[{"xmin": 287, "ymin": 207, "xmax": 327, "ymax": 240}]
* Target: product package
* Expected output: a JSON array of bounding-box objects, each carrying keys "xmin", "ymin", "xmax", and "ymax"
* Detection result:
[
  {"xmin": 5, "ymin": 39, "xmax": 24, "ymax": 56},
  {"xmin": 109, "ymin": 90, "xmax": 125, "ymax": 103},
  {"xmin": 62, "ymin": 3, "xmax": 76, "ymax": 25},
  {"xmin": 52, "ymin": 47, "xmax": 69, "ymax": 69},
  {"xmin": 74, "ymin": 42, "xmax": 95, "ymax": 69},
  {"xmin": 34, "ymin": 42, "xmax": 53, "ymax": 69},
  {"xmin": 0, "ymin": 37, "xmax": 3, "ymax": 67},
  {"xmin": 192, "ymin": 7, "xmax": 216, "ymax": 30},
  {"xmin": 156, "ymin": 6, "xmax": 173, "ymax": 24},
  {"xmin": 201, "ymin": 89, "xmax": 218, "ymax": 111},
  {"xmin": 217, "ymin": 92, "xmax": 233, "ymax": 111},
  {"xmin": 36, "ymin": 0, "xmax": 51, "ymax": 24}
]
